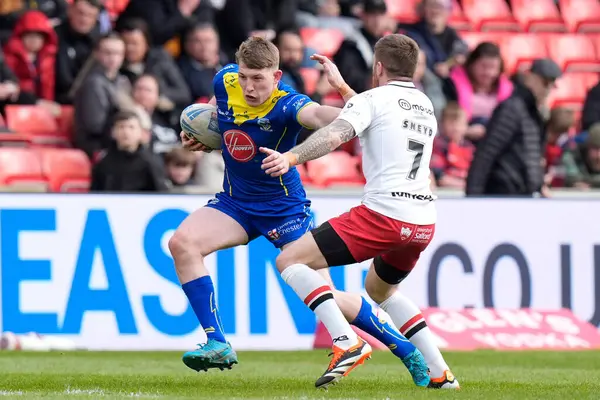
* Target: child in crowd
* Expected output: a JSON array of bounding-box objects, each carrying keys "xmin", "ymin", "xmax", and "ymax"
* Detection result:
[
  {"xmin": 431, "ymin": 102, "xmax": 475, "ymax": 189},
  {"xmin": 91, "ymin": 111, "xmax": 168, "ymax": 192}
]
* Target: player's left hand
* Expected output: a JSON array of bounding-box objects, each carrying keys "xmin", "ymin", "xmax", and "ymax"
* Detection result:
[{"xmin": 260, "ymin": 147, "xmax": 293, "ymax": 177}]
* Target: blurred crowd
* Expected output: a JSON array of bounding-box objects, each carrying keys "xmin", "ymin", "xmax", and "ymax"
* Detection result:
[{"xmin": 0, "ymin": 0, "xmax": 599, "ymax": 196}]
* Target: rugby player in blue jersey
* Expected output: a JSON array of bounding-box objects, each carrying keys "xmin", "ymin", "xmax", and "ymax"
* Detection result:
[{"xmin": 170, "ymin": 36, "xmax": 429, "ymax": 387}]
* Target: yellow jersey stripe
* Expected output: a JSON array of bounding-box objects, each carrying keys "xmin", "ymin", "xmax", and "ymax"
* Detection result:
[{"xmin": 296, "ymin": 102, "xmax": 318, "ymax": 129}]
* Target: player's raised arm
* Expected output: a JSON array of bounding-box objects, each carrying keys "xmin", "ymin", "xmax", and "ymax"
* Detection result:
[{"xmin": 311, "ymin": 54, "xmax": 357, "ymax": 103}]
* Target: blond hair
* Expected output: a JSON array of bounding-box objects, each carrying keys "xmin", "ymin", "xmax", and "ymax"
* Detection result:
[{"xmin": 235, "ymin": 36, "xmax": 279, "ymax": 69}]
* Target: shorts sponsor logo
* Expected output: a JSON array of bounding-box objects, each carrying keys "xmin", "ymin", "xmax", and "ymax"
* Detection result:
[
  {"xmin": 224, "ymin": 130, "xmax": 256, "ymax": 162},
  {"xmin": 400, "ymin": 225, "xmax": 413, "ymax": 240},
  {"xmin": 207, "ymin": 198, "xmax": 219, "ymax": 205},
  {"xmin": 391, "ymin": 191, "xmax": 435, "ymax": 201},
  {"xmin": 268, "ymin": 218, "xmax": 305, "ymax": 241},
  {"xmin": 398, "ymin": 99, "xmax": 411, "ymax": 110},
  {"xmin": 413, "ymin": 226, "xmax": 434, "ymax": 243}
]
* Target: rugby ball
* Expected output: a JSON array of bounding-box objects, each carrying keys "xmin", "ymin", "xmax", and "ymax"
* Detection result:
[{"xmin": 180, "ymin": 103, "xmax": 222, "ymax": 150}]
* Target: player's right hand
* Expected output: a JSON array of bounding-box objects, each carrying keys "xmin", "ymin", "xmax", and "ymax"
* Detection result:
[
  {"xmin": 180, "ymin": 131, "xmax": 212, "ymax": 153},
  {"xmin": 311, "ymin": 54, "xmax": 345, "ymax": 91}
]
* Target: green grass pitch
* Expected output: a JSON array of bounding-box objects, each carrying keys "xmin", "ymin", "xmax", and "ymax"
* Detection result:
[{"xmin": 0, "ymin": 350, "xmax": 599, "ymax": 399}]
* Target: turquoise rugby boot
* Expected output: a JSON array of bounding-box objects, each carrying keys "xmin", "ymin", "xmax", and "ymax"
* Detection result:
[
  {"xmin": 182, "ymin": 339, "xmax": 238, "ymax": 372},
  {"xmin": 402, "ymin": 349, "xmax": 431, "ymax": 387}
]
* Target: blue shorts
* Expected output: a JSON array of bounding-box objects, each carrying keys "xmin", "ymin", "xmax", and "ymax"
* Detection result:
[{"xmin": 205, "ymin": 189, "xmax": 314, "ymax": 248}]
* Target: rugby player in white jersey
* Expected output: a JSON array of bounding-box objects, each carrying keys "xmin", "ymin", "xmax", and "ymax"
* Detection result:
[{"xmin": 259, "ymin": 34, "xmax": 459, "ymax": 389}]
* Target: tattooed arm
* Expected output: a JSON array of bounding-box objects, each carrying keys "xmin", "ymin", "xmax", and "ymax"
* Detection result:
[
  {"xmin": 260, "ymin": 119, "xmax": 356, "ymax": 177},
  {"xmin": 289, "ymin": 119, "xmax": 356, "ymax": 164}
]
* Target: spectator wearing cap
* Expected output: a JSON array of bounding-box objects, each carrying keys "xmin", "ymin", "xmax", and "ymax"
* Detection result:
[
  {"xmin": 333, "ymin": 0, "xmax": 388, "ymax": 94},
  {"xmin": 561, "ymin": 123, "xmax": 600, "ymax": 190},
  {"xmin": 399, "ymin": 0, "xmax": 468, "ymax": 79},
  {"xmin": 466, "ymin": 59, "xmax": 562, "ymax": 197}
]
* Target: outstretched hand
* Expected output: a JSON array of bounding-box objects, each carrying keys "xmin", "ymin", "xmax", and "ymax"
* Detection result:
[
  {"xmin": 310, "ymin": 54, "xmax": 345, "ymax": 91},
  {"xmin": 260, "ymin": 147, "xmax": 293, "ymax": 177}
]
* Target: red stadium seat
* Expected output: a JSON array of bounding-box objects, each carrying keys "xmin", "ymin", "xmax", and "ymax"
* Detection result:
[
  {"xmin": 560, "ymin": 0, "xmax": 600, "ymax": 33},
  {"xmin": 57, "ymin": 105, "xmax": 75, "ymax": 142},
  {"xmin": 449, "ymin": 0, "xmax": 471, "ymax": 31},
  {"xmin": 0, "ymin": 132, "xmax": 32, "ymax": 147},
  {"xmin": 462, "ymin": 0, "xmax": 520, "ymax": 31},
  {"xmin": 296, "ymin": 163, "xmax": 311, "ymax": 184},
  {"xmin": 306, "ymin": 151, "xmax": 365, "ymax": 187},
  {"xmin": 299, "ymin": 28, "xmax": 344, "ymax": 58},
  {"xmin": 547, "ymin": 72, "xmax": 597, "ymax": 108},
  {"xmin": 322, "ymin": 93, "xmax": 345, "ymax": 107},
  {"xmin": 36, "ymin": 148, "xmax": 91, "ymax": 192},
  {"xmin": 501, "ymin": 34, "xmax": 549, "ymax": 74},
  {"xmin": 511, "ymin": 0, "xmax": 565, "ymax": 32},
  {"xmin": 460, "ymin": 32, "xmax": 503, "ymax": 49},
  {"xmin": 545, "ymin": 34, "xmax": 600, "ymax": 72},
  {"xmin": 0, "ymin": 148, "xmax": 46, "ymax": 188},
  {"xmin": 4, "ymin": 105, "xmax": 70, "ymax": 146},
  {"xmin": 299, "ymin": 68, "xmax": 320, "ymax": 96},
  {"xmin": 387, "ymin": 0, "xmax": 419, "ymax": 24}
]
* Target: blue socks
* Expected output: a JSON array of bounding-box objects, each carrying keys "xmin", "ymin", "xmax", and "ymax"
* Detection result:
[
  {"xmin": 182, "ymin": 276, "xmax": 227, "ymax": 343},
  {"xmin": 352, "ymin": 297, "xmax": 416, "ymax": 359}
]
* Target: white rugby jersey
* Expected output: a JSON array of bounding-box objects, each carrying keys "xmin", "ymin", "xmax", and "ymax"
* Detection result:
[{"xmin": 337, "ymin": 81, "xmax": 437, "ymax": 225}]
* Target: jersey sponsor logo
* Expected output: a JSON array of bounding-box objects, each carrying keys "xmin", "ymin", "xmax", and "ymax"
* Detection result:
[
  {"xmin": 398, "ymin": 99, "xmax": 411, "ymax": 110},
  {"xmin": 402, "ymin": 119, "xmax": 435, "ymax": 137},
  {"xmin": 346, "ymin": 102, "xmax": 354, "ymax": 109},
  {"xmin": 224, "ymin": 130, "xmax": 256, "ymax": 162},
  {"xmin": 292, "ymin": 97, "xmax": 308, "ymax": 111},
  {"xmin": 391, "ymin": 192, "xmax": 435, "ymax": 201},
  {"xmin": 398, "ymin": 99, "xmax": 434, "ymax": 116}
]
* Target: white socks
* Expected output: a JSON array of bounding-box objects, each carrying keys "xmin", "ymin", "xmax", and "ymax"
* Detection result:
[
  {"xmin": 281, "ymin": 264, "xmax": 358, "ymax": 349},
  {"xmin": 380, "ymin": 291, "xmax": 449, "ymax": 377}
]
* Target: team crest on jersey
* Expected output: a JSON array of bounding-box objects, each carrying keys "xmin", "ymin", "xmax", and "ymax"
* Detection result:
[
  {"xmin": 257, "ymin": 118, "xmax": 272, "ymax": 132},
  {"xmin": 224, "ymin": 129, "xmax": 256, "ymax": 162},
  {"xmin": 400, "ymin": 225, "xmax": 413, "ymax": 241}
]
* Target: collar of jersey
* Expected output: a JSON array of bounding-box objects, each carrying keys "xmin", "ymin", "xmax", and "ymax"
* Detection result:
[{"xmin": 387, "ymin": 81, "xmax": 416, "ymax": 88}]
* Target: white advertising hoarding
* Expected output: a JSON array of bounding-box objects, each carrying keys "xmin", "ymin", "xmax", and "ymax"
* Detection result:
[{"xmin": 0, "ymin": 194, "xmax": 598, "ymax": 350}]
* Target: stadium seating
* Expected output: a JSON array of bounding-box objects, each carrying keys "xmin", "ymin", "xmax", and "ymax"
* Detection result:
[
  {"xmin": 0, "ymin": 148, "xmax": 47, "ymax": 190},
  {"xmin": 511, "ymin": 0, "xmax": 565, "ymax": 32},
  {"xmin": 460, "ymin": 32, "xmax": 504, "ymax": 49},
  {"xmin": 559, "ymin": 0, "xmax": 600, "ymax": 33},
  {"xmin": 5, "ymin": 105, "xmax": 71, "ymax": 147},
  {"xmin": 501, "ymin": 34, "xmax": 549, "ymax": 74},
  {"xmin": 387, "ymin": 0, "xmax": 419, "ymax": 24},
  {"xmin": 35, "ymin": 148, "xmax": 91, "ymax": 192},
  {"xmin": 299, "ymin": 28, "xmax": 344, "ymax": 58},
  {"xmin": 462, "ymin": 0, "xmax": 520, "ymax": 31},
  {"xmin": 547, "ymin": 72, "xmax": 598, "ymax": 108},
  {"xmin": 450, "ymin": 0, "xmax": 471, "ymax": 31},
  {"xmin": 545, "ymin": 34, "xmax": 600, "ymax": 72},
  {"xmin": 306, "ymin": 151, "xmax": 365, "ymax": 187}
]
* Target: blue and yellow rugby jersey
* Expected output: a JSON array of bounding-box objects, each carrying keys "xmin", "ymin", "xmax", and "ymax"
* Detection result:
[{"xmin": 213, "ymin": 64, "xmax": 315, "ymax": 200}]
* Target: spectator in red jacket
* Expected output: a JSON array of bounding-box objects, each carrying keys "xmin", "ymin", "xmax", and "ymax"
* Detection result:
[{"xmin": 3, "ymin": 10, "xmax": 58, "ymax": 104}]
